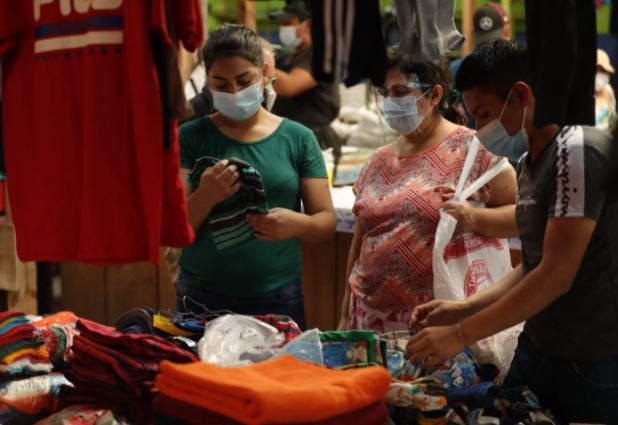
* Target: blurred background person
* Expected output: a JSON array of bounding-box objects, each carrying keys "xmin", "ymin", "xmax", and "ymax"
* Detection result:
[
  {"xmin": 269, "ymin": 0, "xmax": 342, "ymax": 162},
  {"xmin": 595, "ymin": 48, "xmax": 617, "ymax": 135}
]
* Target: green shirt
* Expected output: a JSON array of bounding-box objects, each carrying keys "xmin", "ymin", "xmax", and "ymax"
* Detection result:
[{"xmin": 179, "ymin": 117, "xmax": 327, "ymax": 297}]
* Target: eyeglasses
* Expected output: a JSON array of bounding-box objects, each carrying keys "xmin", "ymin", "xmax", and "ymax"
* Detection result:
[{"xmin": 376, "ymin": 81, "xmax": 434, "ymax": 98}]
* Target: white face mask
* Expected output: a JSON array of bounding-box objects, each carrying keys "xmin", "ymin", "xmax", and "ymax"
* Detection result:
[
  {"xmin": 264, "ymin": 82, "xmax": 277, "ymax": 111},
  {"xmin": 596, "ymin": 72, "xmax": 610, "ymax": 93},
  {"xmin": 279, "ymin": 25, "xmax": 302, "ymax": 49},
  {"xmin": 475, "ymin": 88, "xmax": 528, "ymax": 165},
  {"xmin": 211, "ymin": 81, "xmax": 264, "ymax": 121},
  {"xmin": 382, "ymin": 91, "xmax": 431, "ymax": 135}
]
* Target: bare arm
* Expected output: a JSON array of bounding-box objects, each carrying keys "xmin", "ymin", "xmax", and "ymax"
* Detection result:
[
  {"xmin": 461, "ymin": 217, "xmax": 596, "ymax": 342},
  {"xmin": 297, "ymin": 178, "xmax": 336, "ymax": 242},
  {"xmin": 407, "ymin": 217, "xmax": 597, "ymax": 365},
  {"xmin": 181, "ymin": 163, "xmax": 241, "ymax": 231},
  {"xmin": 247, "ymin": 178, "xmax": 336, "ymax": 243},
  {"xmin": 273, "ymin": 67, "xmax": 318, "ymax": 97},
  {"xmin": 337, "ymin": 223, "xmax": 364, "ymax": 330},
  {"xmin": 443, "ymin": 164, "xmax": 518, "ymax": 238}
]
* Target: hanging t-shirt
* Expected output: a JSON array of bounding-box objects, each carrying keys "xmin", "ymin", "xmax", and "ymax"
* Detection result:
[
  {"xmin": 0, "ymin": 0, "xmax": 197, "ymax": 263},
  {"xmin": 178, "ymin": 117, "xmax": 327, "ymax": 297}
]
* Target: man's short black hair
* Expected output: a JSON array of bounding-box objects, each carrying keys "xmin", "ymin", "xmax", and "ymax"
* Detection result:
[{"xmin": 455, "ymin": 39, "xmax": 529, "ymax": 100}]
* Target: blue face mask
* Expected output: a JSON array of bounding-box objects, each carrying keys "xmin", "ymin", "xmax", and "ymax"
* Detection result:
[
  {"xmin": 383, "ymin": 91, "xmax": 432, "ymax": 135},
  {"xmin": 475, "ymin": 89, "xmax": 528, "ymax": 166},
  {"xmin": 212, "ymin": 81, "xmax": 264, "ymax": 121}
]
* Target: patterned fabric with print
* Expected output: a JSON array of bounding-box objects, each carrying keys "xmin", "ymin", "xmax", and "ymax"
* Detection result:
[{"xmin": 349, "ymin": 128, "xmax": 498, "ymax": 332}]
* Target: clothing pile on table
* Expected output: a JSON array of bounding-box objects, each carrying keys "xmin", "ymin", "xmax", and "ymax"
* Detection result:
[
  {"xmin": 0, "ymin": 311, "xmax": 79, "ymax": 425},
  {"xmin": 0, "ymin": 311, "xmax": 52, "ymax": 378},
  {"xmin": 379, "ymin": 331, "xmax": 560, "ymax": 425},
  {"xmin": 114, "ymin": 308, "xmax": 303, "ymax": 357},
  {"xmin": 59, "ymin": 319, "xmax": 198, "ymax": 424},
  {"xmin": 153, "ymin": 354, "xmax": 391, "ymax": 425}
]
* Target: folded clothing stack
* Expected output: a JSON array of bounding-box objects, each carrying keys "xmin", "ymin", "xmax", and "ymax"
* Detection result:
[
  {"xmin": 60, "ymin": 319, "xmax": 198, "ymax": 424},
  {"xmin": 0, "ymin": 311, "xmax": 52, "ymax": 378},
  {"xmin": 154, "ymin": 354, "xmax": 391, "ymax": 425}
]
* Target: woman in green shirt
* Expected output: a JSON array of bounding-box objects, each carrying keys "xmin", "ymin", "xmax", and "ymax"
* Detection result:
[{"xmin": 177, "ymin": 24, "xmax": 336, "ymax": 329}]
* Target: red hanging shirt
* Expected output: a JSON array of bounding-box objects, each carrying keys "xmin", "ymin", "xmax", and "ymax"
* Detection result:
[{"xmin": 0, "ymin": 0, "xmax": 195, "ymax": 264}]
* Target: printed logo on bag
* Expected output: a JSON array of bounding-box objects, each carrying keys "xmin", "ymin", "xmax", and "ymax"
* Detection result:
[
  {"xmin": 443, "ymin": 234, "xmax": 504, "ymax": 261},
  {"xmin": 34, "ymin": 0, "xmax": 124, "ymax": 54},
  {"xmin": 464, "ymin": 260, "xmax": 493, "ymax": 297}
]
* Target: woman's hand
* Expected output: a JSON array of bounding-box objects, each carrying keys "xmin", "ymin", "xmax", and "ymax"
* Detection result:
[
  {"xmin": 197, "ymin": 160, "xmax": 242, "ymax": 204},
  {"xmin": 247, "ymin": 208, "xmax": 303, "ymax": 241},
  {"xmin": 409, "ymin": 299, "xmax": 472, "ymax": 330},
  {"xmin": 405, "ymin": 325, "xmax": 465, "ymax": 368},
  {"xmin": 442, "ymin": 200, "xmax": 477, "ymax": 233}
]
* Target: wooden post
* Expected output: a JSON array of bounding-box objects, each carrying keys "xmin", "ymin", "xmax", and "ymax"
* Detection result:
[
  {"xmin": 501, "ymin": 0, "xmax": 512, "ymax": 40},
  {"xmin": 462, "ymin": 0, "xmax": 476, "ymax": 55},
  {"xmin": 236, "ymin": 0, "xmax": 256, "ymax": 31}
]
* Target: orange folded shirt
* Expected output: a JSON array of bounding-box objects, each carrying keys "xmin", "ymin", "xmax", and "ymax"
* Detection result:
[{"xmin": 156, "ymin": 354, "xmax": 391, "ymax": 425}]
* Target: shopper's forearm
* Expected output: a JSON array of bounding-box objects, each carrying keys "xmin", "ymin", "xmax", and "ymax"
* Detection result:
[
  {"xmin": 461, "ymin": 263, "xmax": 568, "ymax": 344},
  {"xmin": 295, "ymin": 211, "xmax": 336, "ymax": 243},
  {"xmin": 471, "ymin": 205, "xmax": 518, "ymax": 238},
  {"xmin": 187, "ymin": 190, "xmax": 216, "ymax": 231},
  {"xmin": 465, "ymin": 264, "xmax": 524, "ymax": 315}
]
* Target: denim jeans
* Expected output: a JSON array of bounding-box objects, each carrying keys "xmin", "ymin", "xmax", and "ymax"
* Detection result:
[
  {"xmin": 176, "ymin": 272, "xmax": 307, "ymax": 330},
  {"xmin": 504, "ymin": 333, "xmax": 618, "ymax": 424}
]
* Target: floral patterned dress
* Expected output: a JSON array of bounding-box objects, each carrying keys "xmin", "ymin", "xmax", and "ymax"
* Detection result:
[{"xmin": 348, "ymin": 127, "xmax": 499, "ymax": 332}]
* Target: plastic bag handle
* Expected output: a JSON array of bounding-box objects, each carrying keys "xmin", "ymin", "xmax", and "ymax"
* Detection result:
[
  {"xmin": 453, "ymin": 137, "xmax": 510, "ymax": 202},
  {"xmin": 460, "ymin": 159, "xmax": 510, "ymax": 201},
  {"xmin": 454, "ymin": 138, "xmax": 480, "ymax": 199}
]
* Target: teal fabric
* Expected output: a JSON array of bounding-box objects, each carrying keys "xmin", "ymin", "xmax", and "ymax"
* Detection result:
[{"xmin": 188, "ymin": 156, "xmax": 269, "ymax": 250}]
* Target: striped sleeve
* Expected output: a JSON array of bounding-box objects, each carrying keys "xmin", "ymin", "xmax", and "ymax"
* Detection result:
[{"xmin": 549, "ymin": 126, "xmax": 607, "ymax": 220}]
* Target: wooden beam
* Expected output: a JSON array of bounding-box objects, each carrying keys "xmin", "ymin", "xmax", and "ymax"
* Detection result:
[
  {"xmin": 237, "ymin": 0, "xmax": 256, "ymax": 31},
  {"xmin": 462, "ymin": 0, "xmax": 476, "ymax": 54}
]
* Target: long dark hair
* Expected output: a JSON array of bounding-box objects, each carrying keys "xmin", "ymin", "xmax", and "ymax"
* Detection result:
[
  {"xmin": 202, "ymin": 24, "xmax": 264, "ymax": 72},
  {"xmin": 385, "ymin": 54, "xmax": 465, "ymax": 125}
]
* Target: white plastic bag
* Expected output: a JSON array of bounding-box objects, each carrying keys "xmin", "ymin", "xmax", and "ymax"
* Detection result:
[
  {"xmin": 432, "ymin": 138, "xmax": 522, "ymax": 379},
  {"xmin": 197, "ymin": 314, "xmax": 284, "ymax": 366}
]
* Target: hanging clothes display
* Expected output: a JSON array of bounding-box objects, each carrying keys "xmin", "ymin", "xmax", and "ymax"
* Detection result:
[
  {"xmin": 393, "ymin": 0, "xmax": 465, "ymax": 61},
  {"xmin": 0, "ymin": 0, "xmax": 201, "ymax": 264},
  {"xmin": 311, "ymin": 0, "xmax": 388, "ymax": 87},
  {"xmin": 525, "ymin": 0, "xmax": 597, "ymax": 128}
]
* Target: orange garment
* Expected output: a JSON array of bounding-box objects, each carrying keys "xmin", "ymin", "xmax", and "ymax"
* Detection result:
[
  {"xmin": 156, "ymin": 354, "xmax": 391, "ymax": 425},
  {"xmin": 32, "ymin": 311, "xmax": 78, "ymax": 327}
]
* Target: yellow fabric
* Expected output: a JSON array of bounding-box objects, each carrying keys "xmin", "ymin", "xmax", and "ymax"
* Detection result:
[
  {"xmin": 2, "ymin": 346, "xmax": 49, "ymax": 364},
  {"xmin": 153, "ymin": 315, "xmax": 198, "ymax": 337}
]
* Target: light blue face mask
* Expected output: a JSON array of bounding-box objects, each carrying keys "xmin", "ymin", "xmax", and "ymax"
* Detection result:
[
  {"xmin": 475, "ymin": 89, "xmax": 528, "ymax": 166},
  {"xmin": 212, "ymin": 81, "xmax": 264, "ymax": 121},
  {"xmin": 382, "ymin": 91, "xmax": 431, "ymax": 135}
]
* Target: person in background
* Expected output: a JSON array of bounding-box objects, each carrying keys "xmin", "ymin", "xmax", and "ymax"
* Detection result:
[
  {"xmin": 407, "ymin": 39, "xmax": 618, "ymax": 424},
  {"xmin": 337, "ymin": 54, "xmax": 518, "ymax": 332},
  {"xmin": 269, "ymin": 0, "xmax": 342, "ymax": 162},
  {"xmin": 177, "ymin": 24, "xmax": 336, "ymax": 329},
  {"xmin": 449, "ymin": 2, "xmax": 510, "ymax": 83},
  {"xmin": 595, "ymin": 48, "xmax": 617, "ymax": 135}
]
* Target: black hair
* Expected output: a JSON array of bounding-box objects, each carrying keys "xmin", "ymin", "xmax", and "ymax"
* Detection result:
[
  {"xmin": 202, "ymin": 24, "xmax": 264, "ymax": 72},
  {"xmin": 455, "ymin": 39, "xmax": 529, "ymax": 99},
  {"xmin": 385, "ymin": 54, "xmax": 464, "ymax": 123}
]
